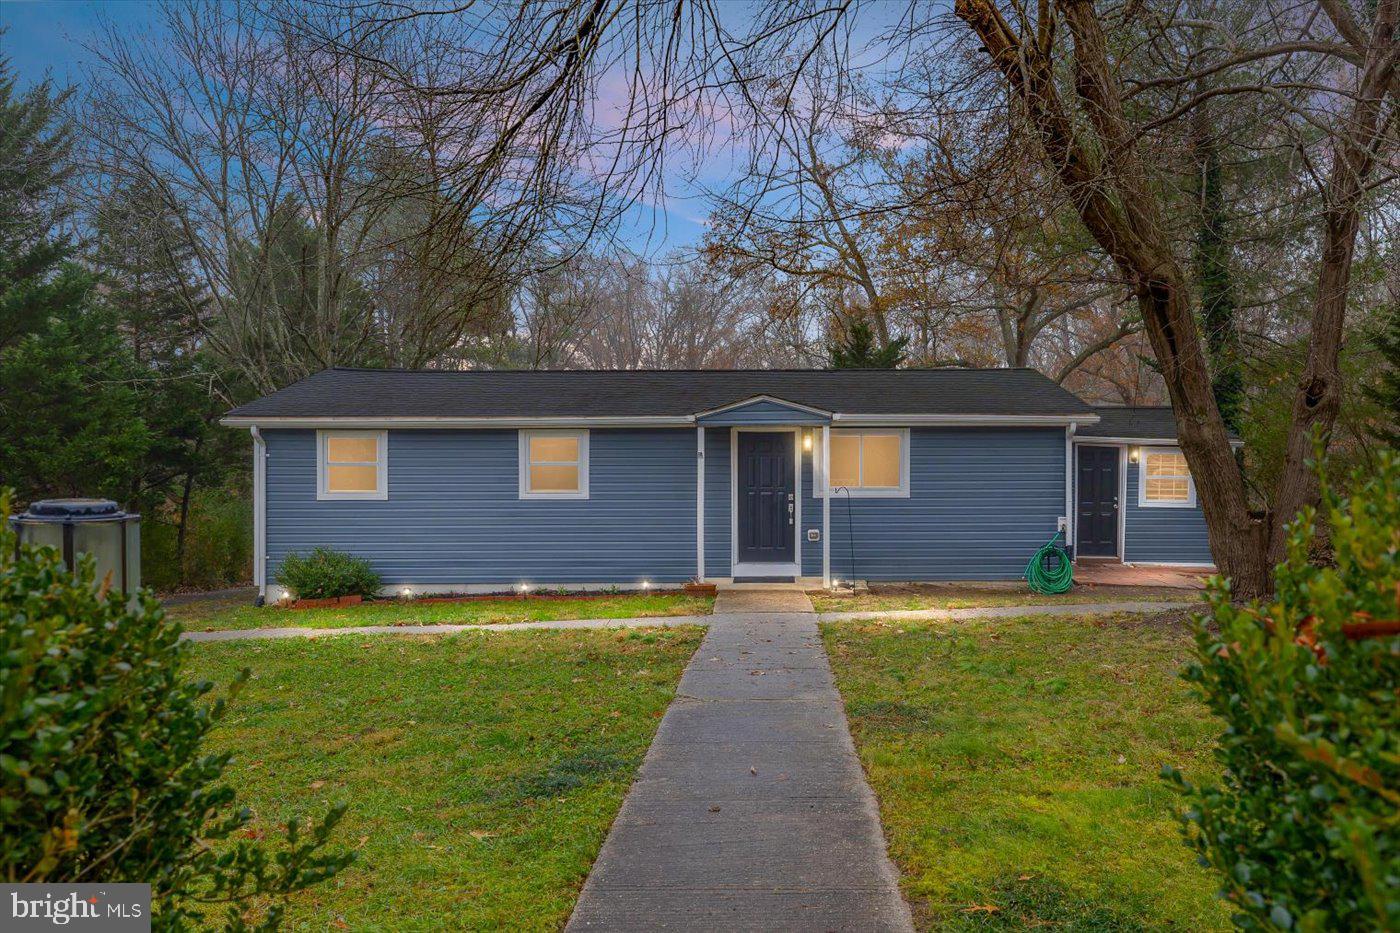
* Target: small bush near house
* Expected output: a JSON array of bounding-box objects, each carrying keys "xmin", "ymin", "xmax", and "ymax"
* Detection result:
[
  {"xmin": 0, "ymin": 493, "xmax": 352, "ymax": 928},
  {"xmin": 275, "ymin": 547, "xmax": 381, "ymax": 600},
  {"xmin": 1165, "ymin": 453, "xmax": 1399, "ymax": 931}
]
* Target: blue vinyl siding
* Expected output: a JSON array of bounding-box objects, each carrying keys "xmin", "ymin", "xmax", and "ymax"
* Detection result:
[
  {"xmin": 704, "ymin": 428, "xmax": 731, "ymax": 577},
  {"xmin": 697, "ymin": 399, "xmax": 829, "ymax": 425},
  {"xmin": 800, "ymin": 428, "xmax": 1063, "ymax": 581},
  {"xmin": 1123, "ymin": 457, "xmax": 1214, "ymax": 564},
  {"xmin": 264, "ymin": 428, "xmax": 697, "ymax": 586}
]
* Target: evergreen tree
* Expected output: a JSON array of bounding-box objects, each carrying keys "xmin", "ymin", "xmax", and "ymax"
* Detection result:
[
  {"xmin": 829, "ymin": 319, "xmax": 908, "ymax": 369},
  {"xmin": 0, "ymin": 58, "xmax": 73, "ymax": 352}
]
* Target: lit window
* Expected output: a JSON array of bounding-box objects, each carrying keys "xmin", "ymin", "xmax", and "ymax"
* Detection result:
[
  {"xmin": 823, "ymin": 430, "xmax": 908, "ymax": 497},
  {"xmin": 1139, "ymin": 448, "xmax": 1195, "ymax": 507},
  {"xmin": 520, "ymin": 430, "xmax": 589, "ymax": 499},
  {"xmin": 317, "ymin": 430, "xmax": 387, "ymax": 500}
]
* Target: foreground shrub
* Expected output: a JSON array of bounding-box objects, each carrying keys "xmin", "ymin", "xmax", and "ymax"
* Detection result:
[
  {"xmin": 275, "ymin": 547, "xmax": 381, "ymax": 600},
  {"xmin": 1165, "ymin": 453, "xmax": 1399, "ymax": 930},
  {"xmin": 0, "ymin": 493, "xmax": 353, "ymax": 928}
]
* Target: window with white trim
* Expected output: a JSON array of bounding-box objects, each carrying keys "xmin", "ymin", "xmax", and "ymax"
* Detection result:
[
  {"xmin": 1139, "ymin": 448, "xmax": 1195, "ymax": 507},
  {"xmin": 317, "ymin": 430, "xmax": 387, "ymax": 500},
  {"xmin": 519, "ymin": 429, "xmax": 589, "ymax": 499},
  {"xmin": 821, "ymin": 429, "xmax": 909, "ymax": 497}
]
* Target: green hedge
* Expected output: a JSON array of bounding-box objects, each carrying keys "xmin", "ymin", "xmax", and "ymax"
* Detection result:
[
  {"xmin": 1166, "ymin": 453, "xmax": 1399, "ymax": 930},
  {"xmin": 0, "ymin": 493, "xmax": 351, "ymax": 928}
]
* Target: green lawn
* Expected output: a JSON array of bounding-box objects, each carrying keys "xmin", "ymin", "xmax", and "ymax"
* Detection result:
[
  {"xmin": 823, "ymin": 613, "xmax": 1229, "ymax": 930},
  {"xmin": 170, "ymin": 592, "xmax": 713, "ymax": 631},
  {"xmin": 185, "ymin": 627, "xmax": 703, "ymax": 929},
  {"xmin": 810, "ymin": 585, "xmax": 1201, "ymax": 614}
]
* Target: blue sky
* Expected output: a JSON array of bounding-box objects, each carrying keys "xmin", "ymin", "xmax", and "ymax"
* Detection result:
[{"xmin": 0, "ymin": 0, "xmax": 711, "ymax": 252}]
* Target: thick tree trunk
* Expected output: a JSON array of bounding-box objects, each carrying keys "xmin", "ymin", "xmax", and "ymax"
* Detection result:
[
  {"xmin": 954, "ymin": 0, "xmax": 1271, "ymax": 594},
  {"xmin": 955, "ymin": 0, "xmax": 1395, "ymax": 596}
]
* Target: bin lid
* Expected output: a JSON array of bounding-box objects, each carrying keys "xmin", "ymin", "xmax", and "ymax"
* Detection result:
[{"xmin": 18, "ymin": 498, "xmax": 133, "ymax": 522}]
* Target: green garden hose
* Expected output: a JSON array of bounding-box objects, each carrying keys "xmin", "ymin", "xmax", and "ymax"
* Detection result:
[{"xmin": 1024, "ymin": 531, "xmax": 1074, "ymax": 595}]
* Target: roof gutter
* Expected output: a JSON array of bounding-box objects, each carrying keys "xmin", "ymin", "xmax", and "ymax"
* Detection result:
[
  {"xmin": 222, "ymin": 411, "xmax": 1100, "ymax": 430},
  {"xmin": 832, "ymin": 412, "xmax": 1099, "ymax": 427}
]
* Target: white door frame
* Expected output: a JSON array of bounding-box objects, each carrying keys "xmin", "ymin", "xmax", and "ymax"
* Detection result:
[
  {"xmin": 1073, "ymin": 441, "xmax": 1126, "ymax": 561},
  {"xmin": 730, "ymin": 425, "xmax": 803, "ymax": 578}
]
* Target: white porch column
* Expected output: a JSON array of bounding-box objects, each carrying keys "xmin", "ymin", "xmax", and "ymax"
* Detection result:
[
  {"xmin": 696, "ymin": 425, "xmax": 705, "ymax": 581},
  {"xmin": 822, "ymin": 424, "xmax": 831, "ymax": 588}
]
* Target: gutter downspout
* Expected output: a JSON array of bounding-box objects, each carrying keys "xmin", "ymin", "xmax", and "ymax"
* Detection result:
[
  {"xmin": 250, "ymin": 426, "xmax": 267, "ymax": 605},
  {"xmin": 1064, "ymin": 422, "xmax": 1077, "ymax": 560}
]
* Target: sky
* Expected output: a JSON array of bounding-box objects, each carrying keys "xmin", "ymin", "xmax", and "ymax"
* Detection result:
[{"xmin": 0, "ymin": 0, "xmax": 713, "ymax": 253}]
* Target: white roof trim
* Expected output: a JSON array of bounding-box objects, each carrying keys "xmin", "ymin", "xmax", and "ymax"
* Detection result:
[
  {"xmin": 224, "ymin": 410, "xmax": 1099, "ymax": 430},
  {"xmin": 693, "ymin": 394, "xmax": 833, "ymax": 418},
  {"xmin": 833, "ymin": 412, "xmax": 1098, "ymax": 426},
  {"xmin": 1073, "ymin": 435, "xmax": 1244, "ymax": 448},
  {"xmin": 221, "ymin": 415, "xmax": 696, "ymax": 429}
]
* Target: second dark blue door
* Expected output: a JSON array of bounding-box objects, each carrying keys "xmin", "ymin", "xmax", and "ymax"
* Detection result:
[{"xmin": 738, "ymin": 432, "xmax": 795, "ymax": 563}]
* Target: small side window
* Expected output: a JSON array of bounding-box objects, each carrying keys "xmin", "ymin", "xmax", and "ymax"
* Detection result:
[
  {"xmin": 1139, "ymin": 448, "xmax": 1195, "ymax": 507},
  {"xmin": 317, "ymin": 430, "xmax": 387, "ymax": 500},
  {"xmin": 519, "ymin": 430, "xmax": 589, "ymax": 499}
]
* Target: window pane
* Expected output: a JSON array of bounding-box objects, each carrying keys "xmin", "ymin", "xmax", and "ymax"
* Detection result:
[
  {"xmin": 862, "ymin": 435, "xmax": 902, "ymax": 487},
  {"xmin": 1146, "ymin": 452, "xmax": 1187, "ymax": 477},
  {"xmin": 327, "ymin": 464, "xmax": 379, "ymax": 492},
  {"xmin": 1146, "ymin": 478, "xmax": 1190, "ymax": 501},
  {"xmin": 829, "ymin": 435, "xmax": 860, "ymax": 488},
  {"xmin": 530, "ymin": 464, "xmax": 579, "ymax": 492},
  {"xmin": 327, "ymin": 435, "xmax": 378, "ymax": 463},
  {"xmin": 530, "ymin": 434, "xmax": 578, "ymax": 463}
]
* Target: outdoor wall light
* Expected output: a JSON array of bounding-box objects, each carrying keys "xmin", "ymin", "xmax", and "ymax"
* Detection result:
[
  {"xmin": 803, "ymin": 432, "xmax": 813, "ymax": 452},
  {"xmin": 1129, "ymin": 447, "xmax": 1141, "ymax": 463}
]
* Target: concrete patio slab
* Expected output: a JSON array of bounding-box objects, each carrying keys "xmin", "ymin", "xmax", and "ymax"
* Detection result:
[{"xmin": 565, "ymin": 608, "xmax": 913, "ymax": 932}]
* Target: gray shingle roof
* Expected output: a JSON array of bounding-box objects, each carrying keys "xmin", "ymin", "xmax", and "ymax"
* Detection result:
[
  {"xmin": 1079, "ymin": 406, "xmax": 1240, "ymax": 440},
  {"xmin": 225, "ymin": 367, "xmax": 1097, "ymax": 420}
]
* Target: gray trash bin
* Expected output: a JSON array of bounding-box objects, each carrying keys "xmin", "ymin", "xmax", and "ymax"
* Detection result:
[{"xmin": 9, "ymin": 498, "xmax": 141, "ymax": 596}]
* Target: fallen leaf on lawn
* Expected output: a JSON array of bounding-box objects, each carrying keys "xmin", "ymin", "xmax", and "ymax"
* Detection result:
[
  {"xmin": 470, "ymin": 830, "xmax": 496, "ymax": 840},
  {"xmin": 962, "ymin": 905, "xmax": 1000, "ymax": 914},
  {"xmin": 332, "ymin": 917, "xmax": 349, "ymax": 929},
  {"xmin": 1116, "ymin": 755, "xmax": 1126, "ymax": 764},
  {"xmin": 310, "ymin": 781, "xmax": 326, "ymax": 790},
  {"xmin": 609, "ymin": 710, "xmax": 621, "ymax": 718},
  {"xmin": 356, "ymin": 836, "xmax": 370, "ymax": 850}
]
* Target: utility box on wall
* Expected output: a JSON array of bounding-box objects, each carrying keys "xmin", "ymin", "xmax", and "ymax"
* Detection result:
[{"xmin": 9, "ymin": 498, "xmax": 141, "ymax": 596}]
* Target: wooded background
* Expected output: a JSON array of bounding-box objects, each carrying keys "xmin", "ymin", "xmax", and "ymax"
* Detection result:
[{"xmin": 1, "ymin": 0, "xmax": 1395, "ymax": 593}]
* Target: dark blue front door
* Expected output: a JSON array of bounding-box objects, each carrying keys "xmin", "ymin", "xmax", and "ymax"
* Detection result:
[
  {"xmin": 738, "ymin": 432, "xmax": 795, "ymax": 564},
  {"xmin": 1076, "ymin": 445, "xmax": 1119, "ymax": 557}
]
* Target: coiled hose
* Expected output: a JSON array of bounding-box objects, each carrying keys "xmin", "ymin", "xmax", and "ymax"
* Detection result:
[{"xmin": 1024, "ymin": 531, "xmax": 1074, "ymax": 595}]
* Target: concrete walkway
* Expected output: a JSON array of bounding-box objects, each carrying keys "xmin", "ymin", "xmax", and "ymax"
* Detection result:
[{"xmin": 566, "ymin": 590, "xmax": 914, "ymax": 932}]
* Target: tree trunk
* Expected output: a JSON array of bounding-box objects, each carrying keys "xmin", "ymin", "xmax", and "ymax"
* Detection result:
[
  {"xmin": 176, "ymin": 470, "xmax": 195, "ymax": 586},
  {"xmin": 955, "ymin": 0, "xmax": 1271, "ymax": 594},
  {"xmin": 1269, "ymin": 0, "xmax": 1398, "ymax": 558}
]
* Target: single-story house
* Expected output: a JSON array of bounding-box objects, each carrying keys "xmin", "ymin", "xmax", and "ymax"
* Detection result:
[{"xmin": 222, "ymin": 368, "xmax": 1227, "ymax": 601}]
